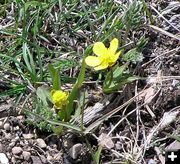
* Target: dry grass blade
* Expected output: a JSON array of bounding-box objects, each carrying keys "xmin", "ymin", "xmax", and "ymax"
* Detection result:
[
  {"xmin": 85, "ymin": 94, "xmax": 139, "ymax": 134},
  {"xmin": 142, "ymin": 47, "xmax": 179, "ymax": 67},
  {"xmin": 148, "ymin": 25, "xmax": 180, "ymax": 41},
  {"xmin": 150, "ymin": 5, "xmax": 180, "ymax": 32}
]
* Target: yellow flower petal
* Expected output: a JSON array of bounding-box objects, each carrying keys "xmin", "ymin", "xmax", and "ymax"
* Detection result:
[
  {"xmin": 51, "ymin": 90, "xmax": 68, "ymax": 109},
  {"xmin": 108, "ymin": 38, "xmax": 118, "ymax": 55},
  {"xmin": 85, "ymin": 56, "xmax": 101, "ymax": 67},
  {"xmin": 93, "ymin": 42, "xmax": 108, "ymax": 56},
  {"xmin": 108, "ymin": 51, "xmax": 121, "ymax": 66},
  {"xmin": 94, "ymin": 62, "xmax": 108, "ymax": 70}
]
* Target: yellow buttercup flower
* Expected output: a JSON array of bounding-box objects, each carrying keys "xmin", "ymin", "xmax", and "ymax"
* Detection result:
[
  {"xmin": 85, "ymin": 38, "xmax": 121, "ymax": 70},
  {"xmin": 51, "ymin": 90, "xmax": 68, "ymax": 109}
]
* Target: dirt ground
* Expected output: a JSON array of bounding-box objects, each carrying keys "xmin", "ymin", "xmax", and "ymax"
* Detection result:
[{"xmin": 0, "ymin": 1, "xmax": 180, "ymax": 164}]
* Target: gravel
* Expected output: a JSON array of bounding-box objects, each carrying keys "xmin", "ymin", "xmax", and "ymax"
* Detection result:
[{"xmin": 0, "ymin": 153, "xmax": 9, "ymax": 164}]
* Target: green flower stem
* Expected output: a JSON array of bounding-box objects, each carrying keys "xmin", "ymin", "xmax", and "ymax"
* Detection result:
[
  {"xmin": 66, "ymin": 45, "xmax": 92, "ymax": 120},
  {"xmin": 107, "ymin": 68, "xmax": 113, "ymax": 87},
  {"xmin": 80, "ymin": 91, "xmax": 86, "ymax": 134}
]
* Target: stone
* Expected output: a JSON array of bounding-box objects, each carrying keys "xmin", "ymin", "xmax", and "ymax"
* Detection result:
[
  {"xmin": 9, "ymin": 142, "xmax": 15, "ymax": 148},
  {"xmin": 11, "ymin": 156, "xmax": 16, "ymax": 163},
  {"xmin": 0, "ymin": 143, "xmax": 4, "ymax": 152},
  {"xmin": 31, "ymin": 156, "xmax": 42, "ymax": 164},
  {"xmin": 0, "ymin": 153, "xmax": 9, "ymax": 164},
  {"xmin": 99, "ymin": 133, "xmax": 114, "ymax": 149},
  {"xmin": 36, "ymin": 138, "xmax": 47, "ymax": 149},
  {"xmin": 148, "ymin": 159, "xmax": 157, "ymax": 164},
  {"xmin": 23, "ymin": 134, "xmax": 34, "ymax": 139},
  {"xmin": 166, "ymin": 140, "xmax": 180, "ymax": 151},
  {"xmin": 47, "ymin": 154, "xmax": 53, "ymax": 161},
  {"xmin": 16, "ymin": 115, "xmax": 24, "ymax": 120},
  {"xmin": 3, "ymin": 123, "xmax": 10, "ymax": 131},
  {"xmin": 69, "ymin": 143, "xmax": 82, "ymax": 159},
  {"xmin": 5, "ymin": 133, "xmax": 12, "ymax": 140},
  {"xmin": 22, "ymin": 151, "xmax": 31, "ymax": 161},
  {"xmin": 12, "ymin": 146, "xmax": 23, "ymax": 155}
]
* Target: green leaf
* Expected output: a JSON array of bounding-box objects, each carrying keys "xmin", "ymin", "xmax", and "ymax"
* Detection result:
[
  {"xmin": 48, "ymin": 64, "xmax": 61, "ymax": 90},
  {"xmin": 122, "ymin": 48, "xmax": 144, "ymax": 63},
  {"xmin": 27, "ymin": 111, "xmax": 81, "ymax": 132},
  {"xmin": 94, "ymin": 146, "xmax": 102, "ymax": 164},
  {"xmin": 136, "ymin": 36, "xmax": 148, "ymax": 51},
  {"xmin": 53, "ymin": 125, "xmax": 64, "ymax": 135},
  {"xmin": 103, "ymin": 64, "xmax": 139, "ymax": 93},
  {"xmin": 0, "ymin": 85, "xmax": 26, "ymax": 97},
  {"xmin": 122, "ymin": 0, "xmax": 143, "ymax": 29},
  {"xmin": 66, "ymin": 45, "xmax": 92, "ymax": 120},
  {"xmin": 36, "ymin": 86, "xmax": 50, "ymax": 106}
]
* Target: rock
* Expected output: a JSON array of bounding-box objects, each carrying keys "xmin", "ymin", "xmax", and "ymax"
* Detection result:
[
  {"xmin": 69, "ymin": 143, "xmax": 82, "ymax": 159},
  {"xmin": 54, "ymin": 153, "xmax": 62, "ymax": 161},
  {"xmin": 14, "ymin": 126, "xmax": 20, "ymax": 131},
  {"xmin": 0, "ymin": 143, "xmax": 4, "ymax": 152},
  {"xmin": 22, "ymin": 151, "xmax": 31, "ymax": 161},
  {"xmin": 115, "ymin": 141, "xmax": 121, "ymax": 150},
  {"xmin": 148, "ymin": 159, "xmax": 157, "ymax": 164},
  {"xmin": 5, "ymin": 133, "xmax": 12, "ymax": 140},
  {"xmin": 3, "ymin": 123, "xmax": 10, "ymax": 131},
  {"xmin": 47, "ymin": 154, "xmax": 53, "ymax": 161},
  {"xmin": 31, "ymin": 156, "xmax": 42, "ymax": 164},
  {"xmin": 11, "ymin": 156, "xmax": 16, "ymax": 163},
  {"xmin": 23, "ymin": 133, "xmax": 34, "ymax": 139},
  {"xmin": 166, "ymin": 140, "xmax": 180, "ymax": 151},
  {"xmin": 0, "ymin": 153, "xmax": 9, "ymax": 164},
  {"xmin": 12, "ymin": 146, "xmax": 23, "ymax": 155},
  {"xmin": 16, "ymin": 115, "xmax": 24, "ymax": 120},
  {"xmin": 36, "ymin": 138, "xmax": 47, "ymax": 149},
  {"xmin": 9, "ymin": 142, "xmax": 15, "ymax": 148},
  {"xmin": 99, "ymin": 133, "xmax": 114, "ymax": 149}
]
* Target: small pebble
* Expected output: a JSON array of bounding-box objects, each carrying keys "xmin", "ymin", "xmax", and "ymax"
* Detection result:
[
  {"xmin": 12, "ymin": 146, "xmax": 23, "ymax": 155},
  {"xmin": 22, "ymin": 151, "xmax": 31, "ymax": 161},
  {"xmin": 172, "ymin": 79, "xmax": 179, "ymax": 87},
  {"xmin": 9, "ymin": 142, "xmax": 16, "ymax": 148},
  {"xmin": 3, "ymin": 123, "xmax": 10, "ymax": 131},
  {"xmin": 148, "ymin": 159, "xmax": 157, "ymax": 164},
  {"xmin": 170, "ymin": 67, "xmax": 175, "ymax": 73},
  {"xmin": 14, "ymin": 126, "xmax": 20, "ymax": 131},
  {"xmin": 54, "ymin": 153, "xmax": 62, "ymax": 161},
  {"xmin": 16, "ymin": 115, "xmax": 24, "ymax": 120},
  {"xmin": 23, "ymin": 134, "xmax": 34, "ymax": 139},
  {"xmin": 69, "ymin": 143, "xmax": 82, "ymax": 159},
  {"xmin": 11, "ymin": 156, "xmax": 16, "ymax": 163},
  {"xmin": 115, "ymin": 141, "xmax": 121, "ymax": 150},
  {"xmin": 36, "ymin": 138, "xmax": 47, "ymax": 149},
  {"xmin": 5, "ymin": 133, "xmax": 12, "ymax": 140},
  {"xmin": 0, "ymin": 143, "xmax": 4, "ymax": 152},
  {"xmin": 31, "ymin": 156, "xmax": 42, "ymax": 164},
  {"xmin": 47, "ymin": 154, "xmax": 53, "ymax": 161},
  {"xmin": 0, "ymin": 153, "xmax": 9, "ymax": 164}
]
